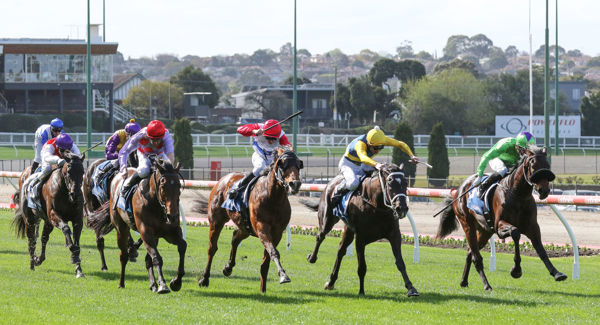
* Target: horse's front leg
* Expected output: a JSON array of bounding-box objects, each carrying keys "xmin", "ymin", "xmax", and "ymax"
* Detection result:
[
  {"xmin": 36, "ymin": 221, "xmax": 53, "ymax": 266},
  {"xmin": 71, "ymin": 218, "xmax": 85, "ymax": 278},
  {"xmin": 260, "ymin": 249, "xmax": 271, "ymax": 293},
  {"xmin": 324, "ymin": 227, "xmax": 354, "ymax": 290},
  {"xmin": 199, "ymin": 217, "xmax": 226, "ymax": 288},
  {"xmin": 355, "ymin": 238, "xmax": 367, "ymax": 295},
  {"xmin": 257, "ymin": 224, "xmax": 290, "ymax": 285},
  {"xmin": 163, "ymin": 226, "xmax": 187, "ymax": 292},
  {"xmin": 525, "ymin": 224, "xmax": 567, "ymax": 281},
  {"xmin": 497, "ymin": 220, "xmax": 522, "ymax": 278},
  {"xmin": 388, "ymin": 229, "xmax": 419, "ymax": 297},
  {"xmin": 223, "ymin": 228, "xmax": 249, "ymax": 277},
  {"xmin": 145, "ymin": 253, "xmax": 158, "ymax": 292},
  {"xmin": 143, "ymin": 237, "xmax": 170, "ymax": 294}
]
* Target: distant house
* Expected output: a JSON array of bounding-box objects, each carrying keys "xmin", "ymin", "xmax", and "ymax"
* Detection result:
[
  {"xmin": 232, "ymin": 83, "xmax": 334, "ymax": 126},
  {"xmin": 553, "ymin": 81, "xmax": 586, "ymax": 113},
  {"xmin": 113, "ymin": 73, "xmax": 145, "ymax": 104},
  {"xmin": 183, "ymin": 92, "xmax": 240, "ymax": 124}
]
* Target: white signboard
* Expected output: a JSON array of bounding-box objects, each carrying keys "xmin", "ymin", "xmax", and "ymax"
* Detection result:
[{"xmin": 495, "ymin": 115, "xmax": 581, "ymax": 137}]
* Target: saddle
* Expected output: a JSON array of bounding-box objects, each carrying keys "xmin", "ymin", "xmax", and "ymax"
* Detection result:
[
  {"xmin": 26, "ymin": 169, "xmax": 53, "ymax": 215},
  {"xmin": 331, "ymin": 174, "xmax": 366, "ymax": 228},
  {"xmin": 116, "ymin": 183, "xmax": 140, "ymax": 231},
  {"xmin": 467, "ymin": 176, "xmax": 499, "ymax": 231},
  {"xmin": 92, "ymin": 161, "xmax": 117, "ymax": 202},
  {"xmin": 221, "ymin": 176, "xmax": 260, "ymax": 237}
]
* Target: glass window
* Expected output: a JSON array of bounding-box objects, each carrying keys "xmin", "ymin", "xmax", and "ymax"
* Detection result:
[
  {"xmin": 5, "ymin": 54, "xmax": 24, "ymax": 82},
  {"xmin": 26, "ymin": 55, "xmax": 41, "ymax": 82},
  {"xmin": 572, "ymin": 88, "xmax": 580, "ymax": 100}
]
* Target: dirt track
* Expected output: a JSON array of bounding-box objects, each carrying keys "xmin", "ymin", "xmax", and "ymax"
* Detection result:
[{"xmin": 3, "ymin": 184, "xmax": 598, "ymax": 248}]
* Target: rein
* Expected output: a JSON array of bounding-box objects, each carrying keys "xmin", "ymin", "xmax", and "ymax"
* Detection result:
[
  {"xmin": 152, "ymin": 168, "xmax": 180, "ymax": 215},
  {"xmin": 378, "ymin": 170, "xmax": 407, "ymax": 215}
]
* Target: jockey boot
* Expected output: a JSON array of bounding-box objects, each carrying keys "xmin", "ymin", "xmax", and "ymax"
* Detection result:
[
  {"xmin": 331, "ymin": 183, "xmax": 349, "ymax": 206},
  {"xmin": 95, "ymin": 162, "xmax": 115, "ymax": 184},
  {"xmin": 228, "ymin": 172, "xmax": 255, "ymax": 199},
  {"xmin": 478, "ymin": 172, "xmax": 503, "ymax": 201},
  {"xmin": 121, "ymin": 172, "xmax": 142, "ymax": 198},
  {"xmin": 31, "ymin": 161, "xmax": 39, "ymax": 173},
  {"xmin": 31, "ymin": 168, "xmax": 52, "ymax": 201}
]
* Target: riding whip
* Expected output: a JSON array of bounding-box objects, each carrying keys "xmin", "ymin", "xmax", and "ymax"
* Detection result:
[
  {"xmin": 418, "ymin": 161, "xmax": 433, "ymax": 169},
  {"xmin": 263, "ymin": 110, "xmax": 304, "ymax": 131},
  {"xmin": 80, "ymin": 141, "xmax": 104, "ymax": 155},
  {"xmin": 432, "ymin": 184, "xmax": 478, "ymax": 218}
]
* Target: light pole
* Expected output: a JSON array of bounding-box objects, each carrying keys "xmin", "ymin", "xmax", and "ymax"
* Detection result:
[
  {"xmin": 554, "ymin": 0, "xmax": 559, "ymax": 155},
  {"xmin": 86, "ymin": 0, "xmax": 91, "ymax": 149},
  {"xmin": 292, "ymin": 0, "xmax": 298, "ymax": 150},
  {"xmin": 544, "ymin": 0, "xmax": 550, "ymax": 162}
]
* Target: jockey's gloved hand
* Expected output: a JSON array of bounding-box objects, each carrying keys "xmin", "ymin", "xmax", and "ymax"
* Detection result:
[
  {"xmin": 375, "ymin": 163, "xmax": 385, "ymax": 170},
  {"xmin": 410, "ymin": 156, "xmax": 419, "ymax": 164},
  {"xmin": 473, "ymin": 176, "xmax": 483, "ymax": 187},
  {"xmin": 57, "ymin": 159, "xmax": 66, "ymax": 167}
]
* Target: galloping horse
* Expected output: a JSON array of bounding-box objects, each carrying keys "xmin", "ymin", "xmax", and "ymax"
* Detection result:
[
  {"xmin": 198, "ymin": 147, "xmax": 302, "ymax": 292},
  {"xmin": 437, "ymin": 146, "xmax": 565, "ymax": 290},
  {"xmin": 12, "ymin": 152, "xmax": 86, "ymax": 278},
  {"xmin": 301, "ymin": 163, "xmax": 418, "ymax": 296},
  {"xmin": 87, "ymin": 158, "xmax": 185, "ymax": 293},
  {"xmin": 83, "ymin": 158, "xmax": 142, "ymax": 271}
]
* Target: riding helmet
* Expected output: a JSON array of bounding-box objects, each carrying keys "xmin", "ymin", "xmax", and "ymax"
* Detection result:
[
  {"xmin": 262, "ymin": 119, "xmax": 281, "ymax": 138},
  {"xmin": 55, "ymin": 133, "xmax": 73, "ymax": 150},
  {"xmin": 516, "ymin": 131, "xmax": 535, "ymax": 148},
  {"xmin": 146, "ymin": 120, "xmax": 166, "ymax": 139},
  {"xmin": 50, "ymin": 118, "xmax": 64, "ymax": 130},
  {"xmin": 366, "ymin": 126, "xmax": 386, "ymax": 146},
  {"xmin": 125, "ymin": 118, "xmax": 141, "ymax": 135}
]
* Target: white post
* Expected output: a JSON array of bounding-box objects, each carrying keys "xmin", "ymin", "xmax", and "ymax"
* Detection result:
[
  {"xmin": 286, "ymin": 224, "xmax": 291, "ymax": 250},
  {"xmin": 489, "ymin": 235, "xmax": 496, "ymax": 272},
  {"xmin": 406, "ymin": 211, "xmax": 420, "ymax": 263},
  {"xmin": 179, "ymin": 203, "xmax": 186, "ymax": 239},
  {"xmin": 549, "ymin": 204, "xmax": 580, "ymax": 279}
]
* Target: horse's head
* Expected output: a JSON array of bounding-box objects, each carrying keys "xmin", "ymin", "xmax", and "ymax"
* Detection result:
[
  {"xmin": 274, "ymin": 146, "xmax": 303, "ymax": 195},
  {"xmin": 62, "ymin": 152, "xmax": 85, "ymax": 205},
  {"xmin": 378, "ymin": 163, "xmax": 409, "ymax": 219},
  {"xmin": 522, "ymin": 146, "xmax": 555, "ymax": 199},
  {"xmin": 153, "ymin": 158, "xmax": 182, "ymax": 224}
]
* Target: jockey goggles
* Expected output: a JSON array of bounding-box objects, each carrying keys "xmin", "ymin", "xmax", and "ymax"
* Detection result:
[
  {"xmin": 372, "ymin": 145, "xmax": 384, "ymax": 151},
  {"xmin": 264, "ymin": 136, "xmax": 278, "ymax": 141}
]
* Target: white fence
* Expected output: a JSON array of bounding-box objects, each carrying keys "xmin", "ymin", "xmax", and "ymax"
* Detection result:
[{"xmin": 3, "ymin": 132, "xmax": 600, "ymax": 149}]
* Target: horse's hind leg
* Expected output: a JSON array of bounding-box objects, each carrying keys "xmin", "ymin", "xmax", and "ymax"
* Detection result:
[
  {"xmin": 465, "ymin": 227, "xmax": 492, "ymax": 290},
  {"xmin": 525, "ymin": 224, "xmax": 567, "ymax": 281},
  {"xmin": 36, "ymin": 221, "xmax": 53, "ymax": 266},
  {"xmin": 223, "ymin": 228, "xmax": 249, "ymax": 277},
  {"xmin": 71, "ymin": 219, "xmax": 85, "ymax": 278},
  {"xmin": 96, "ymin": 234, "xmax": 108, "ymax": 271},
  {"xmin": 260, "ymin": 249, "xmax": 271, "ymax": 293},
  {"xmin": 388, "ymin": 229, "xmax": 419, "ymax": 297},
  {"xmin": 199, "ymin": 217, "xmax": 226, "ymax": 287},
  {"xmin": 307, "ymin": 211, "xmax": 339, "ymax": 264},
  {"xmin": 127, "ymin": 237, "xmax": 143, "ymax": 262},
  {"xmin": 324, "ymin": 227, "xmax": 354, "ymax": 291},
  {"xmin": 26, "ymin": 220, "xmax": 40, "ymax": 270}
]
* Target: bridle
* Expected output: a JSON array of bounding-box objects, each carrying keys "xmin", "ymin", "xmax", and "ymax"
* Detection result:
[
  {"xmin": 521, "ymin": 152, "xmax": 553, "ymax": 186},
  {"xmin": 273, "ymin": 150, "xmax": 302, "ymax": 192},
  {"xmin": 378, "ymin": 168, "xmax": 407, "ymax": 215},
  {"xmin": 152, "ymin": 167, "xmax": 181, "ymax": 216}
]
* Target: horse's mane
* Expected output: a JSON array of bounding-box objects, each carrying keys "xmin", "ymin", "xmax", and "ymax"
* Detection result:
[
  {"xmin": 154, "ymin": 157, "xmax": 176, "ymax": 174},
  {"xmin": 260, "ymin": 147, "xmax": 297, "ymax": 177}
]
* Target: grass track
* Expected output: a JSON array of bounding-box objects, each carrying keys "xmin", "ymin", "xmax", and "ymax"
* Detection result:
[{"xmin": 1, "ymin": 210, "xmax": 599, "ymax": 323}]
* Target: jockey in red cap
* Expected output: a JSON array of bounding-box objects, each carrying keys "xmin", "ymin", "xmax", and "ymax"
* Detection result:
[
  {"xmin": 117, "ymin": 120, "xmax": 174, "ymax": 199},
  {"xmin": 227, "ymin": 119, "xmax": 292, "ymax": 198}
]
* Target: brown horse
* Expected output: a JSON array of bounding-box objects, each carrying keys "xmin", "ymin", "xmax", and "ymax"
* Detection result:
[
  {"xmin": 12, "ymin": 152, "xmax": 86, "ymax": 278},
  {"xmin": 300, "ymin": 163, "xmax": 418, "ymax": 296},
  {"xmin": 83, "ymin": 158, "xmax": 142, "ymax": 271},
  {"xmin": 197, "ymin": 147, "xmax": 302, "ymax": 292},
  {"xmin": 88, "ymin": 157, "xmax": 185, "ymax": 293},
  {"xmin": 436, "ymin": 146, "xmax": 565, "ymax": 290}
]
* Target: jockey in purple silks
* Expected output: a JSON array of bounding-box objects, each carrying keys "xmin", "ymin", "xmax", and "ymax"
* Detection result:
[{"xmin": 94, "ymin": 119, "xmax": 142, "ymax": 183}]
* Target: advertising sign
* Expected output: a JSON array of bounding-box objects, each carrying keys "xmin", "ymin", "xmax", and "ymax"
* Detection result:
[{"xmin": 495, "ymin": 115, "xmax": 580, "ymax": 137}]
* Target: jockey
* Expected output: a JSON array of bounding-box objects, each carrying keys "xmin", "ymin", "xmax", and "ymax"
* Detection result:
[
  {"xmin": 29, "ymin": 133, "xmax": 80, "ymax": 199},
  {"xmin": 227, "ymin": 119, "xmax": 292, "ymax": 199},
  {"xmin": 118, "ymin": 120, "xmax": 174, "ymax": 199},
  {"xmin": 94, "ymin": 119, "xmax": 142, "ymax": 183},
  {"xmin": 331, "ymin": 126, "xmax": 419, "ymax": 204},
  {"xmin": 31, "ymin": 118, "xmax": 64, "ymax": 172},
  {"xmin": 473, "ymin": 131, "xmax": 535, "ymax": 199}
]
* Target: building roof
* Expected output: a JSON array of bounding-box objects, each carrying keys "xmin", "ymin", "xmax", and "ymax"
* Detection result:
[
  {"xmin": 0, "ymin": 38, "xmax": 118, "ymax": 55},
  {"xmin": 113, "ymin": 73, "xmax": 145, "ymax": 90},
  {"xmin": 232, "ymin": 83, "xmax": 334, "ymax": 98}
]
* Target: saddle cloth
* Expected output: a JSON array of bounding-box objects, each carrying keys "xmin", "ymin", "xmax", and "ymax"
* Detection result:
[
  {"xmin": 221, "ymin": 176, "xmax": 260, "ymax": 236},
  {"xmin": 91, "ymin": 161, "xmax": 114, "ymax": 203}
]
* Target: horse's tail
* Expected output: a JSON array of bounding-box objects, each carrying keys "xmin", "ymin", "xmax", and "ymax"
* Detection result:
[
  {"xmin": 436, "ymin": 197, "xmax": 458, "ymax": 239},
  {"xmin": 299, "ymin": 198, "xmax": 319, "ymax": 212},
  {"xmin": 86, "ymin": 201, "xmax": 114, "ymax": 237},
  {"xmin": 192, "ymin": 193, "xmax": 209, "ymax": 214}
]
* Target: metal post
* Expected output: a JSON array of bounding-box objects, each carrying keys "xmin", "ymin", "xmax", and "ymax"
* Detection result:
[
  {"xmin": 544, "ymin": 0, "xmax": 550, "ymax": 163},
  {"xmin": 86, "ymin": 0, "xmax": 92, "ymax": 149},
  {"xmin": 406, "ymin": 211, "xmax": 420, "ymax": 263},
  {"xmin": 292, "ymin": 0, "xmax": 298, "ymax": 151},
  {"xmin": 549, "ymin": 204, "xmax": 579, "ymax": 279},
  {"xmin": 489, "ymin": 235, "xmax": 496, "ymax": 272},
  {"xmin": 103, "ymin": 0, "xmax": 105, "ymax": 42},
  {"xmin": 554, "ymin": 0, "xmax": 559, "ymax": 155}
]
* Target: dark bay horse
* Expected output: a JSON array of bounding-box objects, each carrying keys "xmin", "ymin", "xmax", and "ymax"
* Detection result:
[
  {"xmin": 83, "ymin": 158, "xmax": 142, "ymax": 271},
  {"xmin": 12, "ymin": 152, "xmax": 86, "ymax": 278},
  {"xmin": 87, "ymin": 158, "xmax": 185, "ymax": 293},
  {"xmin": 197, "ymin": 147, "xmax": 302, "ymax": 293},
  {"xmin": 437, "ymin": 146, "xmax": 565, "ymax": 290},
  {"xmin": 300, "ymin": 163, "xmax": 418, "ymax": 296}
]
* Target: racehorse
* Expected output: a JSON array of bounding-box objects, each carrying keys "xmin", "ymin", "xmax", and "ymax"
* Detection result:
[
  {"xmin": 87, "ymin": 157, "xmax": 185, "ymax": 293},
  {"xmin": 12, "ymin": 152, "xmax": 86, "ymax": 278},
  {"xmin": 83, "ymin": 158, "xmax": 142, "ymax": 271},
  {"xmin": 436, "ymin": 146, "xmax": 565, "ymax": 290},
  {"xmin": 197, "ymin": 147, "xmax": 302, "ymax": 293},
  {"xmin": 300, "ymin": 163, "xmax": 419, "ymax": 296}
]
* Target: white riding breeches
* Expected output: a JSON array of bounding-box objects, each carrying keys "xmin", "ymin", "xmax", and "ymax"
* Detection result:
[
  {"xmin": 337, "ymin": 157, "xmax": 375, "ymax": 191},
  {"xmin": 489, "ymin": 158, "xmax": 509, "ymax": 177},
  {"xmin": 251, "ymin": 151, "xmax": 273, "ymax": 177}
]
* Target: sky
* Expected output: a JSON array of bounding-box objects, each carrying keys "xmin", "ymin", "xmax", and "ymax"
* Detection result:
[{"xmin": 1, "ymin": 0, "xmax": 599, "ymax": 59}]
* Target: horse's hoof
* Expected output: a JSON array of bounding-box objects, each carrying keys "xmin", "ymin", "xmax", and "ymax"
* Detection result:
[
  {"xmin": 222, "ymin": 266, "xmax": 233, "ymax": 277},
  {"xmin": 128, "ymin": 256, "xmax": 137, "ymax": 263},
  {"xmin": 157, "ymin": 284, "xmax": 170, "ymax": 294},
  {"xmin": 510, "ymin": 267, "xmax": 523, "ymax": 279},
  {"xmin": 170, "ymin": 278, "xmax": 182, "ymax": 292},
  {"xmin": 407, "ymin": 288, "xmax": 419, "ymax": 297},
  {"xmin": 34, "ymin": 256, "xmax": 44, "ymax": 266},
  {"xmin": 150, "ymin": 283, "xmax": 158, "ymax": 292},
  {"xmin": 198, "ymin": 277, "xmax": 209, "ymax": 287},
  {"xmin": 76, "ymin": 272, "xmax": 85, "ymax": 279},
  {"xmin": 307, "ymin": 254, "xmax": 317, "ymax": 264},
  {"xmin": 279, "ymin": 274, "xmax": 291, "ymax": 284},
  {"xmin": 460, "ymin": 281, "xmax": 468, "ymax": 288},
  {"xmin": 484, "ymin": 285, "xmax": 493, "ymax": 291},
  {"xmin": 358, "ymin": 290, "xmax": 365, "ymax": 296},
  {"xmin": 101, "ymin": 266, "xmax": 108, "ymax": 272},
  {"xmin": 554, "ymin": 271, "xmax": 567, "ymax": 281},
  {"xmin": 324, "ymin": 281, "xmax": 334, "ymax": 290}
]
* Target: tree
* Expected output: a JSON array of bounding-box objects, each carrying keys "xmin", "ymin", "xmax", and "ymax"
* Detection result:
[
  {"xmin": 392, "ymin": 121, "xmax": 416, "ymax": 186},
  {"xmin": 348, "ymin": 76, "xmax": 375, "ymax": 122},
  {"xmin": 469, "ymin": 34, "xmax": 494, "ymax": 58},
  {"xmin": 325, "ymin": 48, "xmax": 350, "ymax": 67},
  {"xmin": 123, "ymin": 80, "xmax": 184, "ymax": 119},
  {"xmin": 443, "ymin": 35, "xmax": 470, "ymax": 58},
  {"xmin": 244, "ymin": 90, "xmax": 291, "ymax": 121},
  {"xmin": 505, "ymin": 45, "xmax": 519, "ymax": 59},
  {"xmin": 283, "ymin": 76, "xmax": 312, "ymax": 85},
  {"xmin": 404, "ymin": 68, "xmax": 490, "ymax": 134},
  {"xmin": 170, "ymin": 65, "xmax": 220, "ymax": 108},
  {"xmin": 415, "ymin": 51, "xmax": 433, "ymax": 60},
  {"xmin": 433, "ymin": 58, "xmax": 479, "ymax": 77},
  {"xmin": 396, "ymin": 40, "xmax": 414, "ymax": 59},
  {"xmin": 581, "ymin": 91, "xmax": 600, "ymax": 136},
  {"xmin": 427, "ymin": 122, "xmax": 449, "ymax": 186},
  {"xmin": 485, "ymin": 46, "xmax": 508, "ymax": 70},
  {"xmin": 331, "ymin": 83, "xmax": 351, "ymax": 123},
  {"xmin": 172, "ymin": 118, "xmax": 193, "ymax": 179},
  {"xmin": 369, "ymin": 58, "xmax": 398, "ymax": 87},
  {"xmin": 236, "ymin": 68, "xmax": 273, "ymax": 88},
  {"xmin": 250, "ymin": 49, "xmax": 276, "ymax": 66},
  {"xmin": 297, "ymin": 49, "xmax": 312, "ymax": 57},
  {"xmin": 397, "ymin": 60, "xmax": 426, "ymax": 82}
]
